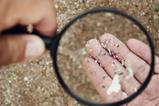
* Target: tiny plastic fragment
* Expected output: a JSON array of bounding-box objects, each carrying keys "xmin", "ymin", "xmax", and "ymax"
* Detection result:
[{"xmin": 126, "ymin": 67, "xmax": 134, "ymax": 79}]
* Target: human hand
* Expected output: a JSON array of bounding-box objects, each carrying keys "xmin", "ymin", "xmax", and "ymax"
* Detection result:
[
  {"xmin": 83, "ymin": 33, "xmax": 159, "ymax": 106},
  {"xmin": 0, "ymin": 0, "xmax": 56, "ymax": 66}
]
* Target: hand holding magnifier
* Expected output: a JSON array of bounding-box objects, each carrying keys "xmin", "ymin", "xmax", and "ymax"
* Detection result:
[{"xmin": 1, "ymin": 7, "xmax": 155, "ymax": 106}]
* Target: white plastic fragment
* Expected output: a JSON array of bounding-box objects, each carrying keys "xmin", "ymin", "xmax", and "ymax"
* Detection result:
[
  {"xmin": 126, "ymin": 67, "xmax": 133, "ymax": 79},
  {"xmin": 95, "ymin": 60, "xmax": 98, "ymax": 63},
  {"xmin": 107, "ymin": 74, "xmax": 121, "ymax": 95},
  {"xmin": 107, "ymin": 49, "xmax": 112, "ymax": 55},
  {"xmin": 101, "ymin": 43, "xmax": 106, "ymax": 48}
]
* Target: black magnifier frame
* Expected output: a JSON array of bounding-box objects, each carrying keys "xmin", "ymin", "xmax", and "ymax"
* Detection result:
[
  {"xmin": 50, "ymin": 7, "xmax": 155, "ymax": 106},
  {"xmin": 1, "ymin": 7, "xmax": 155, "ymax": 106}
]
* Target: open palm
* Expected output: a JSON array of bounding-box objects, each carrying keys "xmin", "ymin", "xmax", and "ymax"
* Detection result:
[{"xmin": 83, "ymin": 33, "xmax": 159, "ymax": 106}]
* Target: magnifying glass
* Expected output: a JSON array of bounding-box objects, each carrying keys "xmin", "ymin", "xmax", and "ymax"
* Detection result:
[{"xmin": 1, "ymin": 7, "xmax": 155, "ymax": 106}]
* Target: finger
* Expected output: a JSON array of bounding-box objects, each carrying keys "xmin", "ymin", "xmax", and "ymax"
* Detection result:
[
  {"xmin": 35, "ymin": 0, "xmax": 57, "ymax": 36},
  {"xmin": 83, "ymin": 57, "xmax": 127, "ymax": 102},
  {"xmin": 35, "ymin": 11, "xmax": 56, "ymax": 36},
  {"xmin": 127, "ymin": 38, "xmax": 159, "ymax": 73},
  {"xmin": 0, "ymin": 0, "xmax": 56, "ymax": 36},
  {"xmin": 0, "ymin": 34, "xmax": 45, "ymax": 66},
  {"xmin": 99, "ymin": 33, "xmax": 149, "ymax": 83},
  {"xmin": 86, "ymin": 39, "xmax": 140, "ymax": 95}
]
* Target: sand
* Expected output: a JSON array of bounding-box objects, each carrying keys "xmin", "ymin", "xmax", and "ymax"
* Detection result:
[{"xmin": 0, "ymin": 0, "xmax": 159, "ymax": 106}]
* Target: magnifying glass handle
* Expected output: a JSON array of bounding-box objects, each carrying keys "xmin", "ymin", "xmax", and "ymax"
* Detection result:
[{"xmin": 0, "ymin": 25, "xmax": 54, "ymax": 49}]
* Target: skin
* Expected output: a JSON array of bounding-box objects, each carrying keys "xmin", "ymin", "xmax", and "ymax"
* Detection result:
[
  {"xmin": 83, "ymin": 33, "xmax": 159, "ymax": 106},
  {"xmin": 0, "ymin": 0, "xmax": 56, "ymax": 66},
  {"xmin": 0, "ymin": 1, "xmax": 158, "ymax": 105}
]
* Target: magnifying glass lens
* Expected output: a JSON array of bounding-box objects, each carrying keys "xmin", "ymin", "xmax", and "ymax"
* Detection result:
[{"xmin": 56, "ymin": 12, "xmax": 151, "ymax": 104}]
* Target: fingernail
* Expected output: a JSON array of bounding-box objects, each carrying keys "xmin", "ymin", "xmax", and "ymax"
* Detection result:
[{"xmin": 25, "ymin": 40, "xmax": 45, "ymax": 60}]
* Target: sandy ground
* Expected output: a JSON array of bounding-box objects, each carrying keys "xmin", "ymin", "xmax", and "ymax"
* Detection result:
[{"xmin": 0, "ymin": 0, "xmax": 159, "ymax": 106}]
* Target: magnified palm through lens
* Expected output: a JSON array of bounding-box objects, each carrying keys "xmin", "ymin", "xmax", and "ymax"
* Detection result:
[{"xmin": 57, "ymin": 12, "xmax": 152, "ymax": 104}]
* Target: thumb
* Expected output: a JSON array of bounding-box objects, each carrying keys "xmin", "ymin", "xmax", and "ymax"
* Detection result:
[{"xmin": 0, "ymin": 34, "xmax": 45, "ymax": 66}]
